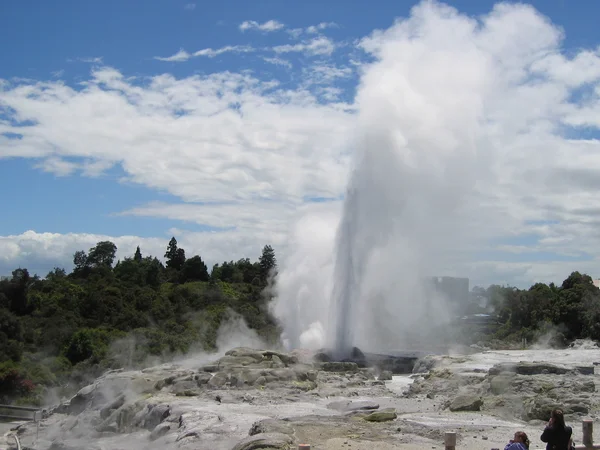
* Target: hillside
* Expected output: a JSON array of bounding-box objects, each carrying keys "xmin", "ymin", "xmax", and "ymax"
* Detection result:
[{"xmin": 0, "ymin": 238, "xmax": 281, "ymax": 405}]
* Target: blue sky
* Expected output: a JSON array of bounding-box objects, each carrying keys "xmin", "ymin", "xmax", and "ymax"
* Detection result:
[{"xmin": 2, "ymin": 0, "xmax": 600, "ymax": 288}]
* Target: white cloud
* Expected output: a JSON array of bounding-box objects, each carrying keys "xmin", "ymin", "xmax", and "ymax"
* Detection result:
[
  {"xmin": 77, "ymin": 57, "xmax": 103, "ymax": 64},
  {"xmin": 273, "ymin": 36, "xmax": 336, "ymax": 56},
  {"xmin": 306, "ymin": 22, "xmax": 338, "ymax": 34},
  {"xmin": 193, "ymin": 45, "xmax": 254, "ymax": 58},
  {"xmin": 184, "ymin": 3, "xmax": 196, "ymax": 10},
  {"xmin": 154, "ymin": 49, "xmax": 192, "ymax": 62},
  {"xmin": 155, "ymin": 46, "xmax": 254, "ymax": 62},
  {"xmin": 0, "ymin": 229, "xmax": 281, "ymax": 278},
  {"xmin": 287, "ymin": 22, "xmax": 339, "ymax": 39},
  {"xmin": 239, "ymin": 20, "xmax": 285, "ymax": 33},
  {"xmin": 2, "ymin": 0, "xmax": 600, "ymax": 297},
  {"xmin": 262, "ymin": 56, "xmax": 292, "ymax": 69},
  {"xmin": 33, "ymin": 156, "xmax": 79, "ymax": 177}
]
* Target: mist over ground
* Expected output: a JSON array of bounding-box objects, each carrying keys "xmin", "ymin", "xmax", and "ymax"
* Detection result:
[{"xmin": 273, "ymin": 1, "xmax": 600, "ymax": 354}]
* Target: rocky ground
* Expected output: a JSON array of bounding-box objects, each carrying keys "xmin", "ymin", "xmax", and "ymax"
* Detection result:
[{"xmin": 4, "ymin": 343, "xmax": 600, "ymax": 450}]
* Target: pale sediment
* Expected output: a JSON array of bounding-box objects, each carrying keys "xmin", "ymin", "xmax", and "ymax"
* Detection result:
[{"xmin": 5, "ymin": 345, "xmax": 600, "ymax": 450}]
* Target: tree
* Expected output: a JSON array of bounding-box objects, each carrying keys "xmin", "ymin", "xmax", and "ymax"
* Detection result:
[
  {"xmin": 259, "ymin": 245, "xmax": 277, "ymax": 284},
  {"xmin": 134, "ymin": 246, "xmax": 142, "ymax": 262},
  {"xmin": 165, "ymin": 237, "xmax": 186, "ymax": 271},
  {"xmin": 73, "ymin": 250, "xmax": 88, "ymax": 271},
  {"xmin": 87, "ymin": 241, "xmax": 118, "ymax": 268},
  {"xmin": 180, "ymin": 256, "xmax": 210, "ymax": 283}
]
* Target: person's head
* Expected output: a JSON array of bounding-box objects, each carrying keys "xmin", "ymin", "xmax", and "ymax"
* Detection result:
[
  {"xmin": 550, "ymin": 409, "xmax": 566, "ymax": 428},
  {"xmin": 514, "ymin": 431, "xmax": 530, "ymax": 449}
]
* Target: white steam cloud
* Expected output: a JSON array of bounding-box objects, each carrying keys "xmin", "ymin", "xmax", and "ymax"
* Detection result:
[{"xmin": 273, "ymin": 1, "xmax": 580, "ymax": 353}]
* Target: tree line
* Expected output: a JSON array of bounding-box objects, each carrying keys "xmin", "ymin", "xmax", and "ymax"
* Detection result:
[
  {"xmin": 464, "ymin": 271, "xmax": 600, "ymax": 346},
  {"xmin": 0, "ymin": 237, "xmax": 279, "ymax": 404}
]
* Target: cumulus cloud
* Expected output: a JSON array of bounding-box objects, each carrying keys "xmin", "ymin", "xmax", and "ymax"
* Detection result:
[
  {"xmin": 239, "ymin": 20, "xmax": 284, "ymax": 33},
  {"xmin": 2, "ymin": 0, "xmax": 600, "ymax": 296},
  {"xmin": 0, "ymin": 227, "xmax": 287, "ymax": 279}
]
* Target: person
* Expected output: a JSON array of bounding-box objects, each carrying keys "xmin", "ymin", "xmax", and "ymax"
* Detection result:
[
  {"xmin": 504, "ymin": 431, "xmax": 530, "ymax": 450},
  {"xmin": 541, "ymin": 409, "xmax": 573, "ymax": 450},
  {"xmin": 505, "ymin": 431, "xmax": 530, "ymax": 450}
]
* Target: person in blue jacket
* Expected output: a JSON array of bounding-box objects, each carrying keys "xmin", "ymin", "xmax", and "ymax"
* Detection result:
[{"xmin": 505, "ymin": 431, "xmax": 530, "ymax": 450}]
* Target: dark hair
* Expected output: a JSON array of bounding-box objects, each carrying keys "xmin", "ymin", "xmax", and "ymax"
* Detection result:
[
  {"xmin": 551, "ymin": 409, "xmax": 566, "ymax": 429},
  {"xmin": 515, "ymin": 431, "xmax": 530, "ymax": 449}
]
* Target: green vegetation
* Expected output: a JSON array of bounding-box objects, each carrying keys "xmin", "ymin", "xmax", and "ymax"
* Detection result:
[
  {"xmin": 0, "ymin": 238, "xmax": 280, "ymax": 405},
  {"xmin": 461, "ymin": 272, "xmax": 600, "ymax": 347}
]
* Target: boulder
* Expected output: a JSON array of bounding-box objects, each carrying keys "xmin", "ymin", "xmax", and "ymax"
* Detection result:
[
  {"xmin": 149, "ymin": 423, "xmax": 170, "ymax": 441},
  {"xmin": 363, "ymin": 408, "xmax": 397, "ymax": 422},
  {"xmin": 489, "ymin": 375, "xmax": 515, "ymax": 395},
  {"xmin": 68, "ymin": 383, "xmax": 100, "ymax": 415},
  {"xmin": 99, "ymin": 394, "xmax": 125, "ymax": 419},
  {"xmin": 225, "ymin": 347, "xmax": 266, "ymax": 361},
  {"xmin": 142, "ymin": 404, "xmax": 170, "ymax": 431},
  {"xmin": 195, "ymin": 372, "xmax": 213, "ymax": 385},
  {"xmin": 207, "ymin": 372, "xmax": 229, "ymax": 388},
  {"xmin": 489, "ymin": 362, "xmax": 570, "ymax": 376},
  {"xmin": 231, "ymin": 432, "xmax": 294, "ymax": 450},
  {"xmin": 379, "ymin": 370, "xmax": 393, "ymax": 381},
  {"xmin": 321, "ymin": 362, "xmax": 359, "ymax": 373},
  {"xmin": 327, "ymin": 400, "xmax": 380, "ymax": 413},
  {"xmin": 249, "ymin": 419, "xmax": 295, "ymax": 436},
  {"xmin": 449, "ymin": 394, "xmax": 483, "ymax": 412}
]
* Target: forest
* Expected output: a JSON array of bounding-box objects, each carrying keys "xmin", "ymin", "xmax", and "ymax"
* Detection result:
[
  {"xmin": 0, "ymin": 238, "xmax": 280, "ymax": 405},
  {"xmin": 1, "ymin": 236, "xmax": 600, "ymax": 405}
]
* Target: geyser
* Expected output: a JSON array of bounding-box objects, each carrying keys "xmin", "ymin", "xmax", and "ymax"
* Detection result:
[
  {"xmin": 275, "ymin": 0, "xmax": 566, "ymax": 355},
  {"xmin": 327, "ymin": 2, "xmax": 491, "ymax": 357}
]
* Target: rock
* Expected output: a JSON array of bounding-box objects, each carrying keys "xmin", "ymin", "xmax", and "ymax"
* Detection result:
[
  {"xmin": 149, "ymin": 423, "xmax": 170, "ymax": 441},
  {"xmin": 200, "ymin": 364, "xmax": 219, "ymax": 373},
  {"xmin": 218, "ymin": 355, "xmax": 263, "ymax": 368},
  {"xmin": 195, "ymin": 372, "xmax": 213, "ymax": 385},
  {"xmin": 327, "ymin": 400, "xmax": 380, "ymax": 412},
  {"xmin": 207, "ymin": 372, "xmax": 229, "ymax": 388},
  {"xmin": 363, "ymin": 408, "xmax": 397, "ymax": 422},
  {"xmin": 99, "ymin": 394, "xmax": 125, "ymax": 419},
  {"xmin": 321, "ymin": 362, "xmax": 359, "ymax": 372},
  {"xmin": 489, "ymin": 375, "xmax": 515, "ymax": 395},
  {"xmin": 314, "ymin": 351, "xmax": 332, "ymax": 362},
  {"xmin": 68, "ymin": 383, "xmax": 101, "ymax": 415},
  {"xmin": 142, "ymin": 404, "xmax": 170, "ymax": 431},
  {"xmin": 449, "ymin": 395, "xmax": 483, "ymax": 412},
  {"xmin": 294, "ymin": 367, "xmax": 318, "ymax": 382},
  {"xmin": 249, "ymin": 419, "xmax": 295, "ymax": 436},
  {"xmin": 231, "ymin": 432, "xmax": 294, "ymax": 450},
  {"xmin": 413, "ymin": 356, "xmax": 438, "ymax": 374},
  {"xmin": 225, "ymin": 347, "xmax": 266, "ymax": 360},
  {"xmin": 262, "ymin": 350, "xmax": 298, "ymax": 365},
  {"xmin": 171, "ymin": 380, "xmax": 200, "ymax": 396},
  {"xmin": 489, "ymin": 362, "xmax": 570, "ymax": 376},
  {"xmin": 379, "ymin": 371, "xmax": 393, "ymax": 381},
  {"xmin": 576, "ymin": 366, "xmax": 595, "ymax": 375}
]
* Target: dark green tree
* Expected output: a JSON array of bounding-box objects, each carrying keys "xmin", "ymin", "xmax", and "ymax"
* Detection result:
[
  {"xmin": 87, "ymin": 241, "xmax": 118, "ymax": 268},
  {"xmin": 165, "ymin": 237, "xmax": 186, "ymax": 271},
  {"xmin": 259, "ymin": 245, "xmax": 277, "ymax": 284},
  {"xmin": 73, "ymin": 250, "xmax": 89, "ymax": 272},
  {"xmin": 134, "ymin": 246, "xmax": 142, "ymax": 262},
  {"xmin": 180, "ymin": 256, "xmax": 209, "ymax": 283}
]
